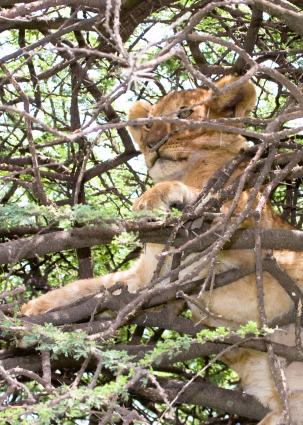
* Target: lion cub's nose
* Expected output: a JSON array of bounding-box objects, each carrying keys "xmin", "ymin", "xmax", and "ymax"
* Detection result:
[{"xmin": 144, "ymin": 121, "xmax": 168, "ymax": 150}]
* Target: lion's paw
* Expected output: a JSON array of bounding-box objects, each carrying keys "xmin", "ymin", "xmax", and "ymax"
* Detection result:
[
  {"xmin": 20, "ymin": 298, "xmax": 52, "ymax": 316},
  {"xmin": 133, "ymin": 181, "xmax": 199, "ymax": 212}
]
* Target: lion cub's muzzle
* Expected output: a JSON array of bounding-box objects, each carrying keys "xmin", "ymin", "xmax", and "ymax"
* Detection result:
[
  {"xmin": 143, "ymin": 121, "xmax": 171, "ymax": 152},
  {"xmin": 148, "ymin": 134, "xmax": 170, "ymax": 152}
]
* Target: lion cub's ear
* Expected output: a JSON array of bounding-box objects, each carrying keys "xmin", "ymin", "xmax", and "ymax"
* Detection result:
[
  {"xmin": 207, "ymin": 75, "xmax": 256, "ymax": 118},
  {"xmin": 128, "ymin": 101, "xmax": 151, "ymax": 145}
]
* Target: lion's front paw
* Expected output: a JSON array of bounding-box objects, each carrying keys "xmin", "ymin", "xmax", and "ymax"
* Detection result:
[
  {"xmin": 133, "ymin": 181, "xmax": 199, "ymax": 212},
  {"xmin": 20, "ymin": 298, "xmax": 52, "ymax": 316}
]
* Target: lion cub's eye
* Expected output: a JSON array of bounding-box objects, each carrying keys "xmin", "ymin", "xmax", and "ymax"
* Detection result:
[
  {"xmin": 144, "ymin": 122, "xmax": 153, "ymax": 130},
  {"xmin": 177, "ymin": 107, "xmax": 193, "ymax": 119}
]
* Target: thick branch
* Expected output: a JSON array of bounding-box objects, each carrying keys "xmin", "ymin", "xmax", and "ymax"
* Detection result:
[
  {"xmin": 131, "ymin": 377, "xmax": 268, "ymax": 420},
  {"xmin": 1, "ymin": 222, "xmax": 302, "ymax": 266}
]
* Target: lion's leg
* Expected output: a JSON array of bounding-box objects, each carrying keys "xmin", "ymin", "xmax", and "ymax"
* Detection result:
[
  {"xmin": 258, "ymin": 412, "xmax": 283, "ymax": 425},
  {"xmin": 223, "ymin": 335, "xmax": 303, "ymax": 425},
  {"xmin": 258, "ymin": 391, "xmax": 303, "ymax": 425},
  {"xmin": 222, "ymin": 349, "xmax": 282, "ymax": 412},
  {"xmin": 21, "ymin": 243, "xmax": 165, "ymax": 316},
  {"xmin": 21, "ymin": 181, "xmax": 198, "ymax": 317}
]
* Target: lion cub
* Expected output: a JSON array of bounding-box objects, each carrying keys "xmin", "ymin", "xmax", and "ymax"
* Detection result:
[{"xmin": 21, "ymin": 76, "xmax": 303, "ymax": 425}]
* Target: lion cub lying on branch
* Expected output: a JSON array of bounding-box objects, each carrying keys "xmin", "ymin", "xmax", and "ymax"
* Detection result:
[{"xmin": 21, "ymin": 76, "xmax": 303, "ymax": 424}]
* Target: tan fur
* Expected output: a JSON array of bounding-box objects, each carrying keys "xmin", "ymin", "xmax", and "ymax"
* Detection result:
[{"xmin": 21, "ymin": 76, "xmax": 303, "ymax": 423}]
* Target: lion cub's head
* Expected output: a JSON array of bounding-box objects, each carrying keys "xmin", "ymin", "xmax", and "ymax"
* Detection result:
[{"xmin": 128, "ymin": 75, "xmax": 256, "ymax": 181}]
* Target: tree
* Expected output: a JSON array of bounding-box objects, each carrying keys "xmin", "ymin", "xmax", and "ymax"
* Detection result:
[{"xmin": 0, "ymin": 0, "xmax": 302, "ymax": 423}]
